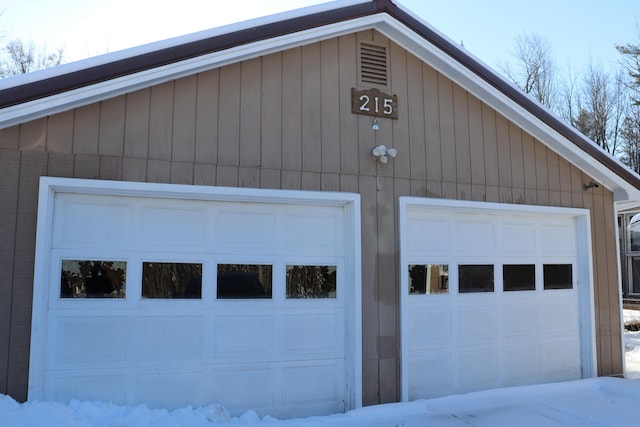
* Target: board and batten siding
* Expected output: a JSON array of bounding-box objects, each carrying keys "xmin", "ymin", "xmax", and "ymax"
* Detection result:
[{"xmin": 0, "ymin": 30, "xmax": 622, "ymax": 405}]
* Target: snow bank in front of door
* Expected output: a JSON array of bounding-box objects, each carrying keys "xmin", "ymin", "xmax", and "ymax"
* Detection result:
[{"xmin": 3, "ymin": 377, "xmax": 640, "ymax": 427}]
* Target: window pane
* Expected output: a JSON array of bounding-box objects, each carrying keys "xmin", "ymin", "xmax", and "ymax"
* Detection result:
[
  {"xmin": 286, "ymin": 265, "xmax": 337, "ymax": 298},
  {"xmin": 630, "ymin": 230, "xmax": 640, "ymax": 251},
  {"xmin": 408, "ymin": 264, "xmax": 449, "ymax": 295},
  {"xmin": 632, "ymin": 257, "xmax": 640, "ymax": 294},
  {"xmin": 61, "ymin": 260, "xmax": 126, "ymax": 298},
  {"xmin": 543, "ymin": 264, "xmax": 573, "ymax": 290},
  {"xmin": 458, "ymin": 264, "xmax": 494, "ymax": 293},
  {"xmin": 503, "ymin": 264, "xmax": 535, "ymax": 292},
  {"xmin": 217, "ymin": 264, "xmax": 272, "ymax": 299},
  {"xmin": 630, "ymin": 214, "xmax": 640, "ymax": 251},
  {"xmin": 142, "ymin": 262, "xmax": 202, "ymax": 299}
]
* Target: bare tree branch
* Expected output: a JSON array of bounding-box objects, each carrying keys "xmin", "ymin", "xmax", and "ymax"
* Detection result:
[{"xmin": 502, "ymin": 33, "xmax": 558, "ymax": 110}]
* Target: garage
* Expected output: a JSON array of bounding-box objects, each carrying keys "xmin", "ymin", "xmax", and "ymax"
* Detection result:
[
  {"xmin": 30, "ymin": 177, "xmax": 362, "ymax": 419},
  {"xmin": 399, "ymin": 197, "xmax": 596, "ymax": 401},
  {"xmin": 3, "ymin": 0, "xmax": 638, "ymax": 413}
]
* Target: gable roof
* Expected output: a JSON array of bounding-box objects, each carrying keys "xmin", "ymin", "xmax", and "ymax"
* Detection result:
[{"xmin": 2, "ymin": 0, "xmax": 640, "ymax": 205}]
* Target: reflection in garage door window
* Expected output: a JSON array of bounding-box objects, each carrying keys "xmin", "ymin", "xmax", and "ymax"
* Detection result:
[
  {"xmin": 458, "ymin": 264, "xmax": 494, "ymax": 293},
  {"xmin": 217, "ymin": 264, "xmax": 272, "ymax": 299},
  {"xmin": 286, "ymin": 265, "xmax": 337, "ymax": 298},
  {"xmin": 408, "ymin": 264, "xmax": 449, "ymax": 294},
  {"xmin": 543, "ymin": 264, "xmax": 573, "ymax": 290},
  {"xmin": 142, "ymin": 262, "xmax": 202, "ymax": 299},
  {"xmin": 60, "ymin": 260, "xmax": 126, "ymax": 298},
  {"xmin": 503, "ymin": 264, "xmax": 535, "ymax": 292}
]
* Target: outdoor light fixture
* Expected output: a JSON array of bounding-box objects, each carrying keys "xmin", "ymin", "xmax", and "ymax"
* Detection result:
[
  {"xmin": 372, "ymin": 144, "xmax": 397, "ymax": 164},
  {"xmin": 372, "ymin": 118, "xmax": 380, "ymax": 131},
  {"xmin": 583, "ymin": 180, "xmax": 599, "ymax": 190}
]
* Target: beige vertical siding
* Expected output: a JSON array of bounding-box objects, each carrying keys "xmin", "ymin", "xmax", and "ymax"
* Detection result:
[
  {"xmin": 0, "ymin": 30, "xmax": 623, "ymax": 404},
  {"xmin": 0, "ymin": 131, "xmax": 20, "ymax": 396}
]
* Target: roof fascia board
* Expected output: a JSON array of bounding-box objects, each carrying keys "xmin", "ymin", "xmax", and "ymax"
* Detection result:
[
  {"xmin": 0, "ymin": 0, "xmax": 379, "ymax": 111},
  {"xmin": 0, "ymin": 15, "xmax": 381, "ymax": 129},
  {"xmin": 0, "ymin": 0, "xmax": 370, "ymax": 91}
]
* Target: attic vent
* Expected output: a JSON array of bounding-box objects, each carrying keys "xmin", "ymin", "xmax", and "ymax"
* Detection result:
[{"xmin": 360, "ymin": 42, "xmax": 388, "ymax": 86}]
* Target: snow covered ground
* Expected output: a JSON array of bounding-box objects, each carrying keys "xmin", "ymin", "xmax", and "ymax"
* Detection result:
[
  {"xmin": 625, "ymin": 330, "xmax": 640, "ymax": 379},
  {"xmin": 2, "ymin": 312, "xmax": 640, "ymax": 427},
  {"xmin": 624, "ymin": 309, "xmax": 640, "ymax": 380},
  {"xmin": 3, "ymin": 377, "xmax": 640, "ymax": 426}
]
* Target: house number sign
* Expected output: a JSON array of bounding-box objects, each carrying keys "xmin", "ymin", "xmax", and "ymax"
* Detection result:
[{"xmin": 351, "ymin": 88, "xmax": 398, "ymax": 120}]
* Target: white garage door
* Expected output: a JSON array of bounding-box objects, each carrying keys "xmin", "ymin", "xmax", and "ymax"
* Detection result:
[
  {"xmin": 30, "ymin": 178, "xmax": 361, "ymax": 419},
  {"xmin": 400, "ymin": 198, "xmax": 595, "ymax": 401}
]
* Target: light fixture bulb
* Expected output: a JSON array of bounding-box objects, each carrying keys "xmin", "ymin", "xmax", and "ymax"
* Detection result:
[
  {"xmin": 379, "ymin": 155, "xmax": 388, "ymax": 164},
  {"xmin": 372, "ymin": 145, "xmax": 386, "ymax": 157},
  {"xmin": 387, "ymin": 147, "xmax": 397, "ymax": 158}
]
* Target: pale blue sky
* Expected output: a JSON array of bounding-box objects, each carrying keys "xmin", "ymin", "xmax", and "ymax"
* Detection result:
[
  {"xmin": 417, "ymin": 0, "xmax": 639, "ymax": 73},
  {"xmin": 0, "ymin": 0, "xmax": 638, "ymax": 75}
]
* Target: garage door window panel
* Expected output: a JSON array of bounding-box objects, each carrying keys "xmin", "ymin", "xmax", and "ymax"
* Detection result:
[
  {"xmin": 286, "ymin": 265, "xmax": 337, "ymax": 298},
  {"xmin": 543, "ymin": 264, "xmax": 573, "ymax": 290},
  {"xmin": 217, "ymin": 264, "xmax": 272, "ymax": 299},
  {"xmin": 503, "ymin": 264, "xmax": 535, "ymax": 292},
  {"xmin": 60, "ymin": 260, "xmax": 126, "ymax": 298},
  {"xmin": 142, "ymin": 262, "xmax": 202, "ymax": 299},
  {"xmin": 408, "ymin": 264, "xmax": 449, "ymax": 295},
  {"xmin": 458, "ymin": 264, "xmax": 494, "ymax": 293}
]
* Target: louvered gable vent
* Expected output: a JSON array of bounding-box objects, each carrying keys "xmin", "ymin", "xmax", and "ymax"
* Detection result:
[{"xmin": 360, "ymin": 42, "xmax": 388, "ymax": 86}]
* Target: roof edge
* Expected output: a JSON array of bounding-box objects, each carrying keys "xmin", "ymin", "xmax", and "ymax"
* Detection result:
[{"xmin": 0, "ymin": 0, "xmax": 391, "ymax": 109}]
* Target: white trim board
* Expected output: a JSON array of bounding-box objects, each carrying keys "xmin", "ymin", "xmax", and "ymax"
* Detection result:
[
  {"xmin": 398, "ymin": 197, "xmax": 596, "ymax": 401},
  {"xmin": 29, "ymin": 176, "xmax": 363, "ymax": 413}
]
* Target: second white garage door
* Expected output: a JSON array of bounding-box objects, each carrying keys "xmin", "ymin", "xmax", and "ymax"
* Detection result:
[
  {"xmin": 30, "ymin": 178, "xmax": 362, "ymax": 419},
  {"xmin": 399, "ymin": 198, "xmax": 595, "ymax": 401}
]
